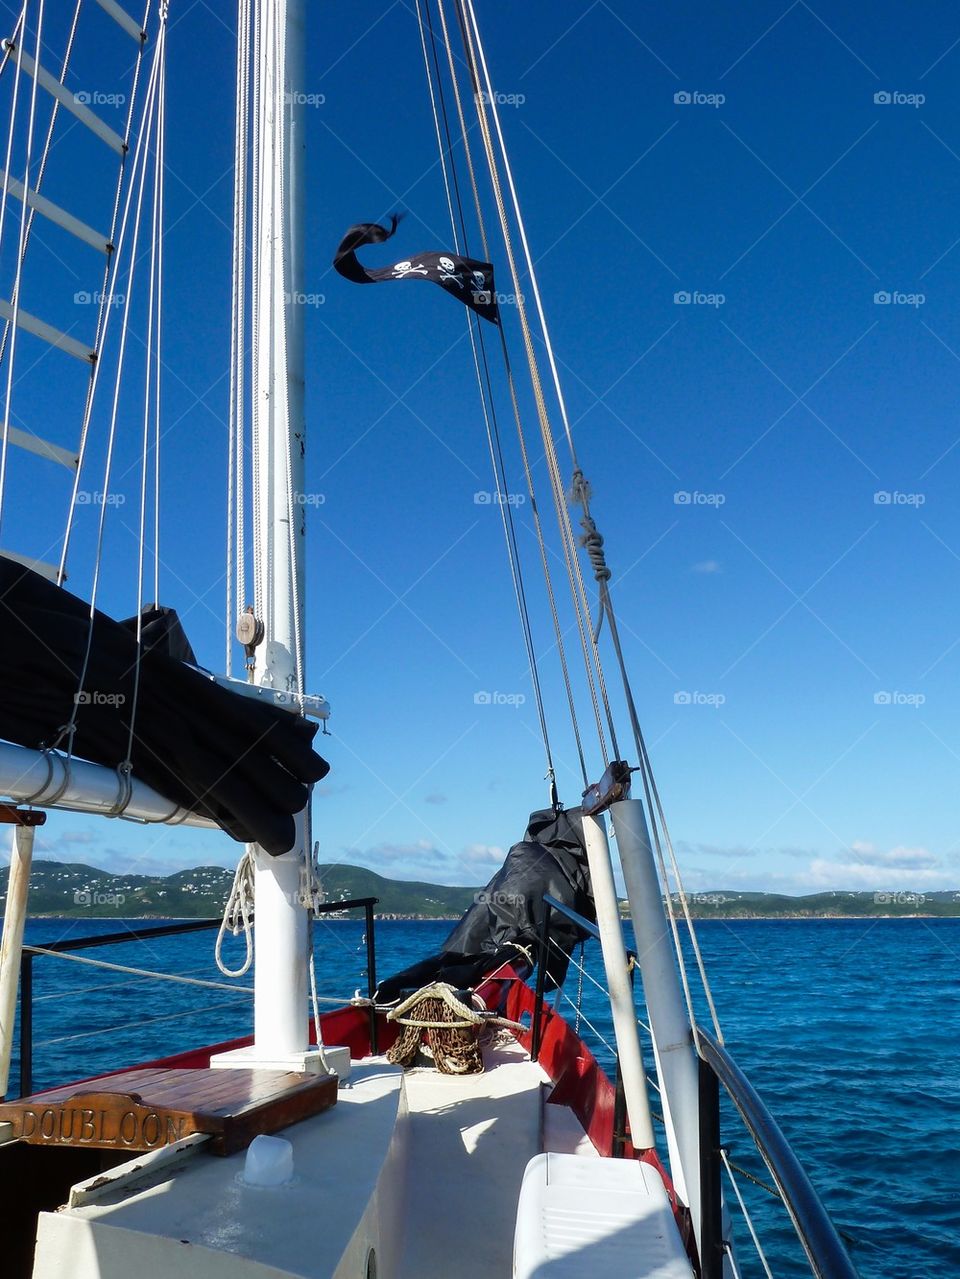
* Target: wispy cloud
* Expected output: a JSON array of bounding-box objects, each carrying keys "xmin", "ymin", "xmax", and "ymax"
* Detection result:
[{"xmin": 462, "ymin": 842, "xmax": 506, "ymax": 864}]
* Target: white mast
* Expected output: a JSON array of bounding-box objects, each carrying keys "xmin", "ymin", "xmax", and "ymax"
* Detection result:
[
  {"xmin": 580, "ymin": 813, "xmax": 655, "ymax": 1150},
  {"xmin": 611, "ymin": 800, "xmax": 703, "ymax": 1254},
  {"xmin": 214, "ymin": 0, "xmax": 317, "ymax": 1073}
]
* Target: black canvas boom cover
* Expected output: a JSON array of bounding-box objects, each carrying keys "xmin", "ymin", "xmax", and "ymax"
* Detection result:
[
  {"xmin": 376, "ymin": 806, "xmax": 596, "ymax": 1003},
  {"xmin": 0, "ymin": 559, "xmax": 329, "ymax": 855}
]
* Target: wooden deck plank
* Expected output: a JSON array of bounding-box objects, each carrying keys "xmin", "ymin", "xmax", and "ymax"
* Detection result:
[{"xmin": 0, "ymin": 1066, "xmax": 338, "ymax": 1156}]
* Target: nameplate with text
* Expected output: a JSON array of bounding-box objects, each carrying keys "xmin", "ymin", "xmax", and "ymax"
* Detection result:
[{"xmin": 5, "ymin": 1090, "xmax": 196, "ymax": 1150}]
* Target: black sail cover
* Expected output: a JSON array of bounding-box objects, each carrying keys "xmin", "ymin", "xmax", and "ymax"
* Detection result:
[
  {"xmin": 0, "ymin": 559, "xmax": 329, "ymax": 855},
  {"xmin": 376, "ymin": 806, "xmax": 596, "ymax": 1003},
  {"xmin": 333, "ymin": 215, "xmax": 499, "ymax": 324}
]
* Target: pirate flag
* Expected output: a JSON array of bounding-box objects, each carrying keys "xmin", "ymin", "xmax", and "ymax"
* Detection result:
[{"xmin": 333, "ymin": 215, "xmax": 499, "ymax": 323}]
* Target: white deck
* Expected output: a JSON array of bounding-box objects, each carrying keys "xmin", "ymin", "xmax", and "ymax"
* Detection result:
[
  {"xmin": 32, "ymin": 1061, "xmax": 408, "ymax": 1279},
  {"xmin": 29, "ymin": 1042, "xmax": 620, "ymax": 1279},
  {"xmin": 396, "ymin": 1037, "xmax": 550, "ymax": 1278}
]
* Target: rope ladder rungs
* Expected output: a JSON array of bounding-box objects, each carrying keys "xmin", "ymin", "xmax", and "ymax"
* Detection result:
[
  {"xmin": 94, "ymin": 0, "xmax": 147, "ymax": 43},
  {"xmin": 3, "ymin": 424, "xmax": 78, "ymax": 470},
  {"xmin": 0, "ymin": 167, "xmax": 111, "ymax": 254},
  {"xmin": 0, "ymin": 298, "xmax": 94, "ymax": 362},
  {"xmin": 3, "ymin": 43, "xmax": 127, "ymax": 155}
]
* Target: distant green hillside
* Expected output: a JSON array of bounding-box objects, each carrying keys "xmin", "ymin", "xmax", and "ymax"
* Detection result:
[
  {"xmin": 0, "ymin": 860, "xmax": 480, "ymax": 919},
  {"xmin": 1, "ymin": 861, "xmax": 957, "ymax": 920},
  {"xmin": 668, "ymin": 889, "xmax": 960, "ymax": 919}
]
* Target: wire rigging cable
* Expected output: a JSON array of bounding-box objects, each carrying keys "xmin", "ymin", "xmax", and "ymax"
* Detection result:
[
  {"xmin": 57, "ymin": 12, "xmax": 168, "ymax": 787},
  {"xmin": 57, "ymin": 1, "xmax": 154, "ymax": 581},
  {"xmin": 415, "ymin": 0, "xmax": 565, "ymax": 799},
  {"xmin": 227, "ymin": 0, "xmax": 251, "ymax": 676},
  {"xmin": 439, "ymin": 0, "xmax": 723, "ymax": 1038},
  {"xmin": 450, "ymin": 0, "xmax": 617, "ymax": 767},
  {"xmin": 0, "ymin": 0, "xmax": 45, "ymax": 536},
  {"xmin": 427, "ymin": 0, "xmax": 596, "ymax": 788}
]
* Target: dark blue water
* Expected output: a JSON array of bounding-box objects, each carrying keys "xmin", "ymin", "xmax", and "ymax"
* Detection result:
[{"xmin": 10, "ymin": 916, "xmax": 959, "ymax": 1277}]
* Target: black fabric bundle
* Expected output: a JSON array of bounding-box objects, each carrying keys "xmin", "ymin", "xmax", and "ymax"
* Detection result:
[
  {"xmin": 376, "ymin": 806, "xmax": 596, "ymax": 1002},
  {"xmin": 333, "ymin": 214, "xmax": 499, "ymax": 323},
  {"xmin": 0, "ymin": 559, "xmax": 328, "ymax": 854}
]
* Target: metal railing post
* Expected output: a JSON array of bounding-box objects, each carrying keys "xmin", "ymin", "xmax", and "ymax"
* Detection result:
[
  {"xmin": 17, "ymin": 899, "xmax": 382, "ymax": 1092},
  {"xmin": 364, "ymin": 902, "xmax": 379, "ymax": 1055},
  {"xmin": 18, "ymin": 950, "xmax": 31, "ymax": 1099},
  {"xmin": 530, "ymin": 900, "xmax": 552, "ymax": 1061},
  {"xmin": 698, "ymin": 1054, "xmax": 724, "ymax": 1279},
  {"xmin": 612, "ymin": 1056, "xmax": 627, "ymax": 1157}
]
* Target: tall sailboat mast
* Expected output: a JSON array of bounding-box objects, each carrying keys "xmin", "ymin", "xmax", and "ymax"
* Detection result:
[
  {"xmin": 217, "ymin": 0, "xmax": 314, "ymax": 1070},
  {"xmin": 252, "ymin": 0, "xmax": 310, "ymax": 1065}
]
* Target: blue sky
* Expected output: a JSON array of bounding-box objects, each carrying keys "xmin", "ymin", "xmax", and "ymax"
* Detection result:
[{"xmin": 4, "ymin": 0, "xmax": 960, "ymax": 895}]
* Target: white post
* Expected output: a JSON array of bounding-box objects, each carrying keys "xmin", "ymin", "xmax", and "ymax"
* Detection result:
[
  {"xmin": 0, "ymin": 822, "xmax": 36, "ymax": 1097},
  {"xmin": 253, "ymin": 0, "xmax": 310, "ymax": 1066},
  {"xmin": 580, "ymin": 813, "xmax": 655, "ymax": 1150},
  {"xmin": 213, "ymin": 0, "xmax": 315, "ymax": 1074},
  {"xmin": 610, "ymin": 799, "xmax": 702, "ymax": 1253}
]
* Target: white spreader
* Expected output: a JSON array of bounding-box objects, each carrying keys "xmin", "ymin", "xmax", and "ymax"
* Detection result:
[{"xmin": 513, "ymin": 1152, "xmax": 694, "ymax": 1278}]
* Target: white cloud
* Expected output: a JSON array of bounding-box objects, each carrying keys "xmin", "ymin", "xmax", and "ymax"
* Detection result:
[
  {"xmin": 462, "ymin": 843, "xmax": 505, "ymax": 864},
  {"xmin": 673, "ymin": 839, "xmax": 956, "ymax": 895},
  {"xmin": 337, "ymin": 840, "xmax": 475, "ymax": 884},
  {"xmin": 841, "ymin": 842, "xmax": 940, "ymax": 870},
  {"xmin": 692, "ymin": 559, "xmax": 722, "ymax": 574},
  {"xmin": 805, "ymin": 857, "xmax": 950, "ymax": 890},
  {"xmin": 356, "ymin": 839, "xmax": 445, "ymax": 865}
]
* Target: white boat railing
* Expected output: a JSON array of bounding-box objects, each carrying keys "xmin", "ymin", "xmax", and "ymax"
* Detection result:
[{"xmin": 6, "ymin": 897, "xmax": 382, "ymax": 1100}]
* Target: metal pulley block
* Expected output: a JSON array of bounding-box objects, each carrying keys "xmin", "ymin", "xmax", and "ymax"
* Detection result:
[
  {"xmin": 236, "ymin": 606, "xmax": 265, "ymax": 670},
  {"xmin": 581, "ymin": 760, "xmax": 634, "ymax": 817}
]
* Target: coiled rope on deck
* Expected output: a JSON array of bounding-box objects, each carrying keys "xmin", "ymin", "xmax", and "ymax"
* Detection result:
[{"xmin": 386, "ymin": 981, "xmax": 523, "ymax": 1075}]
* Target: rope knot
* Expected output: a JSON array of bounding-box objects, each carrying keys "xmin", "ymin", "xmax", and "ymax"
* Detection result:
[
  {"xmin": 569, "ymin": 468, "xmax": 592, "ymax": 507},
  {"xmin": 579, "ymin": 516, "xmax": 612, "ymax": 582}
]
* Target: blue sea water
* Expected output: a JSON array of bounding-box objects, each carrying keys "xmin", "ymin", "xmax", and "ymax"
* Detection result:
[{"xmin": 9, "ymin": 915, "xmax": 959, "ymax": 1277}]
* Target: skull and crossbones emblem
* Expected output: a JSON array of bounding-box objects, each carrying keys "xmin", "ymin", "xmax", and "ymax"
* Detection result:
[
  {"xmin": 471, "ymin": 269, "xmax": 492, "ymax": 306},
  {"xmin": 437, "ymin": 255, "xmax": 464, "ymax": 288},
  {"xmin": 392, "ymin": 259, "xmax": 429, "ymax": 278}
]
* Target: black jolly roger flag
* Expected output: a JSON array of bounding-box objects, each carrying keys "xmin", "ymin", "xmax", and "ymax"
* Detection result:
[{"xmin": 333, "ymin": 215, "xmax": 499, "ymax": 324}]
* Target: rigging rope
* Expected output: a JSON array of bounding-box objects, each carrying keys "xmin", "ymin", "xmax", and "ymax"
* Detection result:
[
  {"xmin": 28, "ymin": 945, "xmax": 255, "ymax": 994},
  {"xmin": 272, "ymin": 0, "xmax": 306, "ymax": 714},
  {"xmin": 449, "ymin": 0, "xmax": 617, "ymax": 765},
  {"xmin": 59, "ymin": 0, "xmax": 155, "ymax": 581},
  {"xmin": 154, "ymin": 8, "xmax": 165, "ymax": 604},
  {"xmin": 58, "ymin": 22, "xmax": 165, "ymax": 779},
  {"xmin": 129, "ymin": 4, "xmax": 168, "ymax": 768},
  {"xmin": 215, "ymin": 845, "xmax": 255, "ymax": 977},
  {"xmin": 430, "ymin": 0, "xmax": 591, "ymax": 785},
  {"xmin": 415, "ymin": 0, "xmax": 562, "ymax": 798},
  {"xmin": 0, "ymin": 0, "xmax": 44, "ymax": 536},
  {"xmin": 453, "ymin": 0, "xmax": 724, "ymax": 1040},
  {"xmin": 721, "ymin": 1148, "xmax": 776, "ymax": 1279},
  {"xmin": 249, "ymin": 0, "xmax": 264, "ymax": 624},
  {"xmin": 227, "ymin": 0, "xmax": 251, "ymax": 675},
  {"xmin": 0, "ymin": 0, "xmax": 82, "ymax": 376}
]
